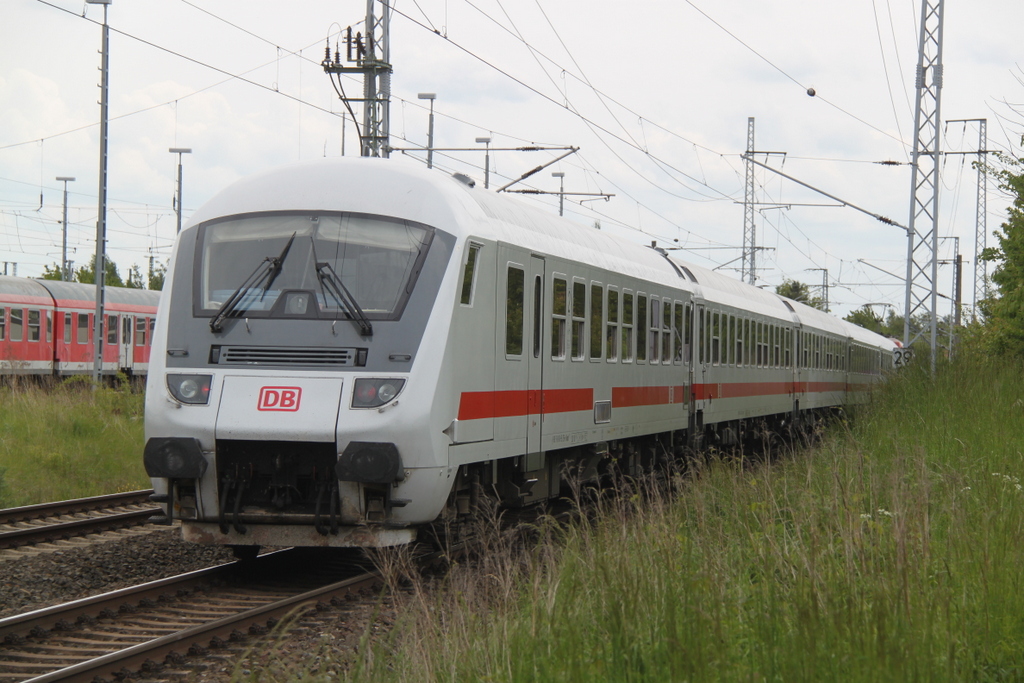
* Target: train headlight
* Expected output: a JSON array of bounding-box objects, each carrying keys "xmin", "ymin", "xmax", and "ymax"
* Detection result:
[
  {"xmin": 167, "ymin": 374, "xmax": 213, "ymax": 405},
  {"xmin": 352, "ymin": 378, "xmax": 405, "ymax": 409}
]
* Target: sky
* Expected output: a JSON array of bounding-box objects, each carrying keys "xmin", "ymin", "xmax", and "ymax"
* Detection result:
[{"xmin": 1, "ymin": 0, "xmax": 1022, "ymax": 319}]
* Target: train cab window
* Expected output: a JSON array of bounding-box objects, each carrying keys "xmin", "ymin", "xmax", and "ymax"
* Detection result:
[
  {"xmin": 107, "ymin": 315, "xmax": 117, "ymax": 345},
  {"xmin": 28, "ymin": 310, "xmax": 41, "ymax": 342},
  {"xmin": 606, "ymin": 287, "xmax": 619, "ymax": 362},
  {"xmin": 459, "ymin": 243, "xmax": 482, "ymax": 305},
  {"xmin": 505, "ymin": 266, "xmax": 525, "ymax": 357},
  {"xmin": 662, "ymin": 301, "xmax": 672, "ymax": 364},
  {"xmin": 649, "ymin": 298, "xmax": 660, "ymax": 362},
  {"xmin": 77, "ymin": 313, "xmax": 89, "ymax": 344},
  {"xmin": 711, "ymin": 311, "xmax": 720, "ymax": 365},
  {"xmin": 621, "ymin": 291, "xmax": 634, "ymax": 362},
  {"xmin": 10, "ymin": 309, "xmax": 23, "ymax": 342},
  {"xmin": 551, "ymin": 277, "xmax": 567, "ymax": 360},
  {"xmin": 571, "ymin": 280, "xmax": 586, "ymax": 361},
  {"xmin": 0, "ymin": 307, "xmax": 5, "ymax": 340},
  {"xmin": 136, "ymin": 317, "xmax": 148, "ymax": 347},
  {"xmin": 673, "ymin": 302, "xmax": 684, "ymax": 363},
  {"xmin": 636, "ymin": 295, "xmax": 647, "ymax": 362},
  {"xmin": 590, "ymin": 283, "xmax": 603, "ymax": 361}
]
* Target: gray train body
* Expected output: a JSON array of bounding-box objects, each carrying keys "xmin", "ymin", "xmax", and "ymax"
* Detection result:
[{"xmin": 144, "ymin": 157, "xmax": 895, "ymax": 549}]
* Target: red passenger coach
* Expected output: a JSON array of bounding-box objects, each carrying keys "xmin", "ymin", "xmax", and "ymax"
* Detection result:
[
  {"xmin": 0, "ymin": 275, "xmax": 160, "ymax": 378},
  {"xmin": 0, "ymin": 277, "xmax": 55, "ymax": 375}
]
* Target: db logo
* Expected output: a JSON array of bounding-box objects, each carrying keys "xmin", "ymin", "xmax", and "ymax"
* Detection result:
[{"xmin": 257, "ymin": 386, "xmax": 302, "ymax": 411}]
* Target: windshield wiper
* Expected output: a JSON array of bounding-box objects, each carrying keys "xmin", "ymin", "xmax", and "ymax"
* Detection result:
[
  {"xmin": 315, "ymin": 262, "xmax": 373, "ymax": 337},
  {"xmin": 209, "ymin": 233, "xmax": 296, "ymax": 333}
]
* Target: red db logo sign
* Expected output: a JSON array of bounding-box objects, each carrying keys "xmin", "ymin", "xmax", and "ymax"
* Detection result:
[{"xmin": 258, "ymin": 386, "xmax": 302, "ymax": 411}]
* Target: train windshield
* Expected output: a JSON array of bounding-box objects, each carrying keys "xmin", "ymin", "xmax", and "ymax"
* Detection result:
[{"xmin": 195, "ymin": 212, "xmax": 433, "ymax": 320}]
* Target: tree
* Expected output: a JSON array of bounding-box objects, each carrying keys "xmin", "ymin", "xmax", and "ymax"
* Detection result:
[
  {"xmin": 775, "ymin": 279, "xmax": 826, "ymax": 311},
  {"xmin": 125, "ymin": 264, "xmax": 145, "ymax": 289},
  {"xmin": 148, "ymin": 262, "xmax": 166, "ymax": 291},
  {"xmin": 75, "ymin": 255, "xmax": 125, "ymax": 288},
  {"xmin": 40, "ymin": 263, "xmax": 69, "ymax": 281},
  {"xmin": 844, "ymin": 306, "xmax": 905, "ymax": 339},
  {"xmin": 978, "ymin": 137, "xmax": 1024, "ymax": 355}
]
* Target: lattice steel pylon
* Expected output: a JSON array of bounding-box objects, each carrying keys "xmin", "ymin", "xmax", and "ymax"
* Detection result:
[
  {"xmin": 322, "ymin": 0, "xmax": 392, "ymax": 157},
  {"xmin": 742, "ymin": 117, "xmax": 756, "ymax": 285},
  {"xmin": 973, "ymin": 119, "xmax": 988, "ymax": 320},
  {"xmin": 903, "ymin": 0, "xmax": 945, "ymax": 372}
]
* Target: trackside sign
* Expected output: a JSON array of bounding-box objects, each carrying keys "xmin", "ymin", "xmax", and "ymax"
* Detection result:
[{"xmin": 258, "ymin": 386, "xmax": 302, "ymax": 411}]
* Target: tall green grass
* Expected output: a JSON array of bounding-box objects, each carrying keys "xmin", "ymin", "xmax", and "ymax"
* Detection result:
[
  {"xmin": 343, "ymin": 355, "xmax": 1024, "ymax": 682},
  {"xmin": 0, "ymin": 378, "xmax": 149, "ymax": 507}
]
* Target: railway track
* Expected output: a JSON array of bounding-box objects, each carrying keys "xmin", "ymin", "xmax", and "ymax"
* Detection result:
[
  {"xmin": 0, "ymin": 547, "xmax": 383, "ymax": 682},
  {"xmin": 0, "ymin": 491, "xmax": 160, "ymax": 551}
]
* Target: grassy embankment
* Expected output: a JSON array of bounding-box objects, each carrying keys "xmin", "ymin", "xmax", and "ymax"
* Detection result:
[
  {"xmin": 320, "ymin": 356, "xmax": 1024, "ymax": 682},
  {"xmin": 0, "ymin": 378, "xmax": 149, "ymax": 508}
]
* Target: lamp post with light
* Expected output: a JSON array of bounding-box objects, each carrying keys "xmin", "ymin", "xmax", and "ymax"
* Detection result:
[
  {"xmin": 418, "ymin": 93, "xmax": 436, "ymax": 169},
  {"xmin": 56, "ymin": 176, "xmax": 75, "ymax": 281},
  {"xmin": 552, "ymin": 171, "xmax": 565, "ymax": 216},
  {"xmin": 475, "ymin": 137, "xmax": 491, "ymax": 189},
  {"xmin": 169, "ymin": 148, "xmax": 192, "ymax": 234}
]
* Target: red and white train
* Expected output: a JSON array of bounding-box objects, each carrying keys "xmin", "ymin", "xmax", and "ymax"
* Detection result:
[
  {"xmin": 0, "ymin": 276, "xmax": 161, "ymax": 377},
  {"xmin": 143, "ymin": 157, "xmax": 897, "ymax": 552}
]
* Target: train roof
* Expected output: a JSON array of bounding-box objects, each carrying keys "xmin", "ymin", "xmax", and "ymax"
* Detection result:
[
  {"xmin": 184, "ymin": 157, "xmax": 893, "ymax": 349},
  {"xmin": 0, "ymin": 275, "xmax": 52, "ymax": 302},
  {"xmin": 33, "ymin": 279, "xmax": 161, "ymax": 307}
]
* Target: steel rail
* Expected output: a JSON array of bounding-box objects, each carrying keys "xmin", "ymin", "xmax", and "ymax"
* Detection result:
[
  {"xmin": 0, "ymin": 549, "xmax": 382, "ymax": 683},
  {"xmin": 0, "ymin": 490, "xmax": 155, "ymax": 525}
]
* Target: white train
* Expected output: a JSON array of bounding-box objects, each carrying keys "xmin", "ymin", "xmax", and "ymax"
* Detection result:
[{"xmin": 144, "ymin": 157, "xmax": 895, "ymax": 551}]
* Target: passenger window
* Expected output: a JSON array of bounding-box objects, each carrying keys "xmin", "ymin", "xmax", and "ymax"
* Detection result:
[
  {"xmin": 621, "ymin": 291, "xmax": 634, "ymax": 362},
  {"xmin": 149, "ymin": 317, "xmax": 156, "ymax": 345},
  {"xmin": 606, "ymin": 288, "xmax": 619, "ymax": 362},
  {"xmin": 533, "ymin": 276, "xmax": 542, "ymax": 359},
  {"xmin": 46, "ymin": 311, "xmax": 52, "ymax": 343},
  {"xmin": 77, "ymin": 313, "xmax": 89, "ymax": 344},
  {"xmin": 107, "ymin": 315, "xmax": 117, "ymax": 345},
  {"xmin": 459, "ymin": 243, "xmax": 482, "ymax": 305},
  {"xmin": 649, "ymin": 298, "xmax": 660, "ymax": 362},
  {"xmin": 551, "ymin": 277, "xmax": 567, "ymax": 360},
  {"xmin": 636, "ymin": 295, "xmax": 647, "ymax": 362},
  {"xmin": 590, "ymin": 283, "xmax": 603, "ymax": 360},
  {"xmin": 28, "ymin": 310, "xmax": 41, "ymax": 342},
  {"xmin": 10, "ymin": 308, "xmax": 23, "ymax": 342},
  {"xmin": 505, "ymin": 266, "xmax": 524, "ymax": 356},
  {"xmin": 662, "ymin": 301, "xmax": 672, "ymax": 364},
  {"xmin": 0, "ymin": 307, "xmax": 6, "ymax": 341},
  {"xmin": 736, "ymin": 318, "xmax": 744, "ymax": 367},
  {"xmin": 711, "ymin": 311, "xmax": 720, "ymax": 365},
  {"xmin": 673, "ymin": 302, "xmax": 683, "ymax": 363},
  {"xmin": 136, "ymin": 316, "xmax": 147, "ymax": 347},
  {"xmin": 571, "ymin": 280, "xmax": 586, "ymax": 361},
  {"xmin": 684, "ymin": 304, "xmax": 692, "ymax": 363}
]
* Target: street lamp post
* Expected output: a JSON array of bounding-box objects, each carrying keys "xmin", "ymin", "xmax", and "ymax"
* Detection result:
[
  {"xmin": 169, "ymin": 148, "xmax": 192, "ymax": 234},
  {"xmin": 552, "ymin": 171, "xmax": 565, "ymax": 216},
  {"xmin": 86, "ymin": 0, "xmax": 111, "ymax": 384},
  {"xmin": 475, "ymin": 137, "xmax": 491, "ymax": 189},
  {"xmin": 418, "ymin": 93, "xmax": 436, "ymax": 169},
  {"xmin": 56, "ymin": 176, "xmax": 75, "ymax": 281}
]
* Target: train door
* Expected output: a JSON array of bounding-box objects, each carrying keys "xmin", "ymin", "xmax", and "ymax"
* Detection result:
[
  {"xmin": 494, "ymin": 248, "xmax": 545, "ymax": 461},
  {"xmin": 689, "ymin": 300, "xmax": 708, "ymax": 444},
  {"xmin": 119, "ymin": 315, "xmax": 133, "ymax": 370}
]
